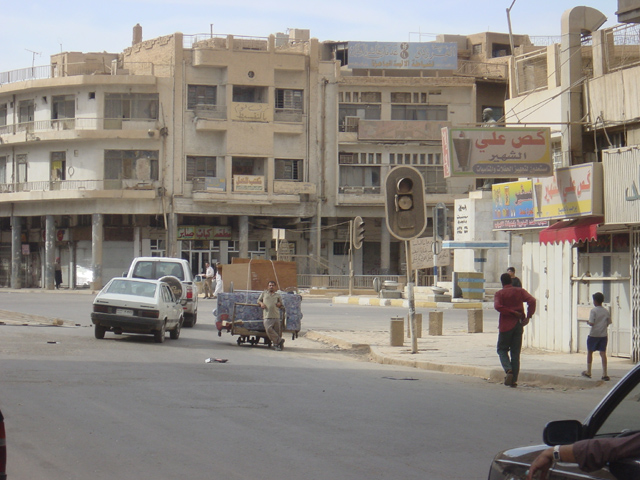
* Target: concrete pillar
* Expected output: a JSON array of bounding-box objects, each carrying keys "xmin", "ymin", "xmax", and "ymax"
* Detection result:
[
  {"xmin": 429, "ymin": 311, "xmax": 443, "ymax": 336},
  {"xmin": 390, "ymin": 317, "xmax": 404, "ymax": 346},
  {"xmin": 381, "ymin": 226, "xmax": 390, "ymax": 275},
  {"xmin": 68, "ymin": 242, "xmax": 76, "ymax": 289},
  {"xmin": 591, "ymin": 29, "xmax": 609, "ymax": 78},
  {"xmin": 91, "ymin": 213, "xmax": 103, "ymax": 291},
  {"xmin": 45, "ymin": 215, "xmax": 55, "ymax": 290},
  {"xmin": 407, "ymin": 313, "xmax": 422, "ymax": 338},
  {"xmin": 468, "ymin": 309, "xmax": 484, "ymax": 333},
  {"xmin": 313, "ymin": 210, "xmax": 323, "ymax": 273},
  {"xmin": 239, "ymin": 215, "xmax": 249, "ymax": 258},
  {"xmin": 10, "ymin": 216, "xmax": 21, "ymax": 289},
  {"xmin": 166, "ymin": 212, "xmax": 178, "ymax": 258}
]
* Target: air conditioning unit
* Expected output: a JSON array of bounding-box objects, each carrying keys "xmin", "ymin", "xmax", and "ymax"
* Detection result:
[
  {"xmin": 345, "ymin": 116, "xmax": 360, "ymax": 132},
  {"xmin": 339, "ymin": 153, "xmax": 356, "ymax": 164}
]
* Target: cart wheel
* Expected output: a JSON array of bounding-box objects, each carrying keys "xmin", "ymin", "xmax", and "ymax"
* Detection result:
[{"xmin": 237, "ymin": 337, "xmax": 242, "ymax": 346}]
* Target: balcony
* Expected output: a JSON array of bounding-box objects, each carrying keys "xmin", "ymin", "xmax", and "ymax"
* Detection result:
[
  {"xmin": 0, "ymin": 179, "xmax": 158, "ymax": 201},
  {"xmin": 0, "ymin": 118, "xmax": 159, "ymax": 144}
]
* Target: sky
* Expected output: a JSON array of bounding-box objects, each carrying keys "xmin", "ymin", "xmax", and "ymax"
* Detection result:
[{"xmin": 0, "ymin": 0, "xmax": 619, "ymax": 73}]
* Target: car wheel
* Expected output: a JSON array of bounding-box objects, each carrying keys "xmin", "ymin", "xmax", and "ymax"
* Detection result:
[
  {"xmin": 154, "ymin": 322, "xmax": 166, "ymax": 343},
  {"xmin": 94, "ymin": 325, "xmax": 106, "ymax": 339},
  {"xmin": 184, "ymin": 312, "xmax": 197, "ymax": 328},
  {"xmin": 170, "ymin": 317, "xmax": 182, "ymax": 340}
]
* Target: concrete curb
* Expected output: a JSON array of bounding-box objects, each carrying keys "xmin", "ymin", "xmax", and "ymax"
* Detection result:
[{"xmin": 304, "ymin": 330, "xmax": 598, "ymax": 390}]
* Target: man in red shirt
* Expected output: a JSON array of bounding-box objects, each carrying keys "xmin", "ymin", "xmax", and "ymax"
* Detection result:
[{"xmin": 494, "ymin": 272, "xmax": 536, "ymax": 387}]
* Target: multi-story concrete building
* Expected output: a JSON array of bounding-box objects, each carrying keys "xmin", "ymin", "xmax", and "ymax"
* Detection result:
[
  {"xmin": 498, "ymin": 3, "xmax": 640, "ymax": 360},
  {"xmin": 0, "ymin": 25, "xmax": 531, "ymax": 290}
]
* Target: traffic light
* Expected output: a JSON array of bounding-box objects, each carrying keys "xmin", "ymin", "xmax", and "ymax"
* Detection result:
[
  {"xmin": 384, "ymin": 166, "xmax": 427, "ymax": 241},
  {"xmin": 434, "ymin": 202, "xmax": 448, "ymax": 240},
  {"xmin": 352, "ymin": 216, "xmax": 365, "ymax": 250}
]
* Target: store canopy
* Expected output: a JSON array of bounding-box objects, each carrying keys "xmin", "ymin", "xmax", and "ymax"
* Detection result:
[{"xmin": 539, "ymin": 217, "xmax": 603, "ymax": 245}]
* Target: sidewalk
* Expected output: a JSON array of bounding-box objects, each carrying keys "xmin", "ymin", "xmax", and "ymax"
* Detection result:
[{"xmin": 304, "ymin": 295, "xmax": 637, "ymax": 390}]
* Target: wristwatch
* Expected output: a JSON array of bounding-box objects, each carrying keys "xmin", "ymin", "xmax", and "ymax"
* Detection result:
[{"xmin": 552, "ymin": 445, "xmax": 561, "ymax": 464}]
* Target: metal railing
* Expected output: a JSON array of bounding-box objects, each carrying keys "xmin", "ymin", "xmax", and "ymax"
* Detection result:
[
  {"xmin": 0, "ymin": 179, "xmax": 158, "ymax": 193},
  {"xmin": 0, "ymin": 117, "xmax": 158, "ymax": 136},
  {"xmin": 298, "ymin": 274, "xmax": 405, "ymax": 290},
  {"xmin": 456, "ymin": 60, "xmax": 508, "ymax": 79}
]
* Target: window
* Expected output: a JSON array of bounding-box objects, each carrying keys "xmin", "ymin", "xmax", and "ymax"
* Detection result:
[
  {"xmin": 186, "ymin": 156, "xmax": 216, "ymax": 181},
  {"xmin": 0, "ymin": 104, "xmax": 6, "ymax": 127},
  {"xmin": 19, "ymin": 100, "xmax": 34, "ymax": 125},
  {"xmin": 0, "ymin": 156, "xmax": 6, "ymax": 183},
  {"xmin": 104, "ymin": 150, "xmax": 159, "ymax": 181},
  {"xmin": 232, "ymin": 86, "xmax": 267, "ymax": 103},
  {"xmin": 339, "ymin": 165, "xmax": 381, "ymax": 193},
  {"xmin": 232, "ymin": 157, "xmax": 265, "ymax": 176},
  {"xmin": 51, "ymin": 152, "xmax": 66, "ymax": 181},
  {"xmin": 275, "ymin": 89, "xmax": 303, "ymax": 111},
  {"xmin": 275, "ymin": 159, "xmax": 303, "ymax": 181},
  {"xmin": 333, "ymin": 242, "xmax": 348, "ymax": 256},
  {"xmin": 187, "ymin": 85, "xmax": 216, "ymax": 110},
  {"xmin": 16, "ymin": 154, "xmax": 27, "ymax": 183},
  {"xmin": 391, "ymin": 104, "xmax": 447, "ymax": 121},
  {"xmin": 52, "ymin": 95, "xmax": 75, "ymax": 119},
  {"xmin": 472, "ymin": 44, "xmax": 482, "ymax": 55},
  {"xmin": 105, "ymin": 93, "xmax": 159, "ymax": 120},
  {"xmin": 338, "ymin": 105, "xmax": 381, "ymax": 131}
]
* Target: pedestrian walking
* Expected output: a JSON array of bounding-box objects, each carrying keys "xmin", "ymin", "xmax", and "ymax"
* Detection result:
[
  {"xmin": 257, "ymin": 280, "xmax": 285, "ymax": 351},
  {"xmin": 582, "ymin": 292, "xmax": 612, "ymax": 381},
  {"xmin": 203, "ymin": 262, "xmax": 214, "ymax": 298},
  {"xmin": 54, "ymin": 257, "xmax": 63, "ymax": 289},
  {"xmin": 494, "ymin": 272, "xmax": 536, "ymax": 387},
  {"xmin": 506, "ymin": 267, "xmax": 522, "ymax": 288}
]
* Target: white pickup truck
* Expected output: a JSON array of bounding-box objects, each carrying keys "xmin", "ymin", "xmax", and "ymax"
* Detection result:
[{"xmin": 124, "ymin": 257, "xmax": 199, "ymax": 327}]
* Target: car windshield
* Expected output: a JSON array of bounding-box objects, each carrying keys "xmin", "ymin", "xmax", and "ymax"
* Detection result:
[
  {"xmin": 596, "ymin": 379, "xmax": 640, "ymax": 437},
  {"xmin": 132, "ymin": 261, "xmax": 184, "ymax": 281},
  {"xmin": 106, "ymin": 280, "xmax": 157, "ymax": 298}
]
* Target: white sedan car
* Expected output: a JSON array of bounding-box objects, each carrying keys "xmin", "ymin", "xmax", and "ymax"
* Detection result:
[{"xmin": 91, "ymin": 277, "xmax": 184, "ymax": 343}]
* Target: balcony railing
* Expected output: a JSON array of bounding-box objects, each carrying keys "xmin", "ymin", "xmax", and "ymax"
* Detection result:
[
  {"xmin": 338, "ymin": 186, "xmax": 381, "ymax": 195},
  {"xmin": 274, "ymin": 108, "xmax": 303, "ymax": 122},
  {"xmin": 0, "ymin": 118, "xmax": 158, "ymax": 136},
  {"xmin": 0, "ymin": 179, "xmax": 157, "ymax": 193},
  {"xmin": 0, "ymin": 61, "xmax": 173, "ymax": 86}
]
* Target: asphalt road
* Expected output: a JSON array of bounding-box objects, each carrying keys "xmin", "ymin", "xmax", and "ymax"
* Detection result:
[{"xmin": 0, "ymin": 291, "xmax": 606, "ymax": 480}]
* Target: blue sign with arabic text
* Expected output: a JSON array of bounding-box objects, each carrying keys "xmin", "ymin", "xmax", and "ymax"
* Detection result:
[{"xmin": 347, "ymin": 42, "xmax": 458, "ymax": 70}]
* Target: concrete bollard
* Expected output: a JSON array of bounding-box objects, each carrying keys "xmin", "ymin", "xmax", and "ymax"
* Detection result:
[
  {"xmin": 429, "ymin": 311, "xmax": 443, "ymax": 336},
  {"xmin": 468, "ymin": 309, "xmax": 483, "ymax": 333},
  {"xmin": 390, "ymin": 317, "xmax": 404, "ymax": 346},
  {"xmin": 406, "ymin": 313, "xmax": 423, "ymax": 338}
]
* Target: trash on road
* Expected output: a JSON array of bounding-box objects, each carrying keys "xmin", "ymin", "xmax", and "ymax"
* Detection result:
[{"xmin": 205, "ymin": 358, "xmax": 228, "ymax": 363}]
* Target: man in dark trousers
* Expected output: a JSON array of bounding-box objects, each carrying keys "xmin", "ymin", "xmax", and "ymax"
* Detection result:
[{"xmin": 494, "ymin": 273, "xmax": 536, "ymax": 388}]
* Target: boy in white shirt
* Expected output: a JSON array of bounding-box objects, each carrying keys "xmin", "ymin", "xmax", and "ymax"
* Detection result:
[{"xmin": 582, "ymin": 292, "xmax": 612, "ymax": 381}]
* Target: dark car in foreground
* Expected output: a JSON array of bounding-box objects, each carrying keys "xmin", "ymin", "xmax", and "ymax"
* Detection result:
[
  {"xmin": 91, "ymin": 277, "xmax": 184, "ymax": 343},
  {"xmin": 488, "ymin": 364, "xmax": 640, "ymax": 480}
]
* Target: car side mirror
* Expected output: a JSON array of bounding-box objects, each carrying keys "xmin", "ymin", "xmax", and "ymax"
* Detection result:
[{"xmin": 543, "ymin": 420, "xmax": 584, "ymax": 445}]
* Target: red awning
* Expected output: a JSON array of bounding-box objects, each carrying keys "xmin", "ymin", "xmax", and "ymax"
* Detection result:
[{"xmin": 539, "ymin": 217, "xmax": 603, "ymax": 245}]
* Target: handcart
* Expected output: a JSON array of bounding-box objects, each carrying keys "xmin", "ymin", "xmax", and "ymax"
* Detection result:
[{"xmin": 215, "ymin": 291, "xmax": 302, "ymax": 347}]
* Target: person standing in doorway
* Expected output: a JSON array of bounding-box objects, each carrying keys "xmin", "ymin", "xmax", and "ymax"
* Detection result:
[
  {"xmin": 507, "ymin": 267, "xmax": 522, "ymax": 288},
  {"xmin": 54, "ymin": 257, "xmax": 63, "ymax": 289},
  {"xmin": 203, "ymin": 262, "xmax": 214, "ymax": 299},
  {"xmin": 494, "ymin": 273, "xmax": 536, "ymax": 387},
  {"xmin": 582, "ymin": 292, "xmax": 612, "ymax": 381},
  {"xmin": 257, "ymin": 280, "xmax": 285, "ymax": 351}
]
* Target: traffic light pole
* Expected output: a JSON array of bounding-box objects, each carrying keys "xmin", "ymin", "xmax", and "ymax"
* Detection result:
[
  {"xmin": 405, "ymin": 240, "xmax": 418, "ymax": 354},
  {"xmin": 348, "ymin": 220, "xmax": 354, "ymax": 297}
]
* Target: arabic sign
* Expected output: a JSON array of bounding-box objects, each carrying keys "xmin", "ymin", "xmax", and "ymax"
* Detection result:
[
  {"xmin": 532, "ymin": 163, "xmax": 603, "ymax": 220},
  {"xmin": 233, "ymin": 175, "xmax": 265, "ymax": 192},
  {"xmin": 205, "ymin": 177, "xmax": 226, "ymax": 192},
  {"xmin": 441, "ymin": 127, "xmax": 553, "ymax": 178},
  {"xmin": 492, "ymin": 180, "xmax": 549, "ymax": 230},
  {"xmin": 347, "ymin": 42, "xmax": 458, "ymax": 70},
  {"xmin": 177, "ymin": 225, "xmax": 232, "ymax": 241},
  {"xmin": 603, "ymin": 147, "xmax": 640, "ymax": 224},
  {"xmin": 358, "ymin": 120, "xmax": 451, "ymax": 141},
  {"xmin": 410, "ymin": 237, "xmax": 451, "ymax": 269},
  {"xmin": 230, "ymin": 102, "xmax": 272, "ymax": 122}
]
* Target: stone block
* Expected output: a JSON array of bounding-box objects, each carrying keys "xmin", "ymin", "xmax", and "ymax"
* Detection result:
[
  {"xmin": 468, "ymin": 309, "xmax": 483, "ymax": 333},
  {"xmin": 390, "ymin": 317, "xmax": 404, "ymax": 346},
  {"xmin": 429, "ymin": 311, "xmax": 443, "ymax": 336}
]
